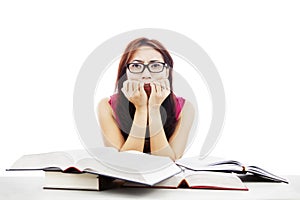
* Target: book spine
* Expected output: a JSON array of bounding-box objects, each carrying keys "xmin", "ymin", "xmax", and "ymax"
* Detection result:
[{"xmin": 98, "ymin": 176, "xmax": 117, "ymax": 191}]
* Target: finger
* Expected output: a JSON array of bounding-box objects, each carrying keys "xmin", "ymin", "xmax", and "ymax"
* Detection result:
[
  {"xmin": 159, "ymin": 80, "xmax": 166, "ymax": 91},
  {"xmin": 160, "ymin": 80, "xmax": 169, "ymax": 97},
  {"xmin": 138, "ymin": 82, "xmax": 142, "ymax": 92},
  {"xmin": 150, "ymin": 82, "xmax": 155, "ymax": 94},
  {"xmin": 154, "ymin": 81, "xmax": 162, "ymax": 96},
  {"xmin": 140, "ymin": 82, "xmax": 146, "ymax": 95},
  {"xmin": 160, "ymin": 79, "xmax": 170, "ymax": 98},
  {"xmin": 133, "ymin": 81, "xmax": 139, "ymax": 95},
  {"xmin": 127, "ymin": 81, "xmax": 133, "ymax": 94},
  {"xmin": 164, "ymin": 79, "xmax": 170, "ymax": 91},
  {"xmin": 129, "ymin": 80, "xmax": 138, "ymax": 95}
]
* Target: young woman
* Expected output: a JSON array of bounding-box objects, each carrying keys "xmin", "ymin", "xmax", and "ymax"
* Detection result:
[{"xmin": 97, "ymin": 38, "xmax": 194, "ymax": 160}]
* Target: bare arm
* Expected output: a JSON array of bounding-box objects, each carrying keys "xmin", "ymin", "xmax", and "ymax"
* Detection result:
[
  {"xmin": 98, "ymin": 80, "xmax": 149, "ymax": 152},
  {"xmin": 149, "ymin": 100, "xmax": 195, "ymax": 160},
  {"xmin": 97, "ymin": 98, "xmax": 147, "ymax": 152},
  {"xmin": 169, "ymin": 100, "xmax": 195, "ymax": 159},
  {"xmin": 148, "ymin": 80, "xmax": 195, "ymax": 160},
  {"xmin": 97, "ymin": 98, "xmax": 124, "ymax": 149},
  {"xmin": 120, "ymin": 106, "xmax": 147, "ymax": 152},
  {"xmin": 149, "ymin": 105, "xmax": 176, "ymax": 160}
]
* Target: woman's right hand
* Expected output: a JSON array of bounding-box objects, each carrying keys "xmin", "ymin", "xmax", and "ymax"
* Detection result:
[{"xmin": 121, "ymin": 80, "xmax": 148, "ymax": 109}]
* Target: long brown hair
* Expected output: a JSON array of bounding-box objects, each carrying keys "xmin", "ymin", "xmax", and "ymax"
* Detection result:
[{"xmin": 114, "ymin": 38, "xmax": 178, "ymax": 143}]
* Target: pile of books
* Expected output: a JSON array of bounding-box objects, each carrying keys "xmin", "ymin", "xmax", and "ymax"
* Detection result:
[{"xmin": 7, "ymin": 147, "xmax": 288, "ymax": 191}]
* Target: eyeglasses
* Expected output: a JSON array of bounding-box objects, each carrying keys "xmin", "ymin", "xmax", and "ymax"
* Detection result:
[{"xmin": 126, "ymin": 62, "xmax": 169, "ymax": 74}]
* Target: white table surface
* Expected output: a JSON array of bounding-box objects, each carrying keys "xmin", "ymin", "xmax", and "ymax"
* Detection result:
[{"xmin": 1, "ymin": 176, "xmax": 300, "ymax": 200}]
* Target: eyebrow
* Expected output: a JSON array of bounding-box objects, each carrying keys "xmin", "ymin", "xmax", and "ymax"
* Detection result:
[{"xmin": 131, "ymin": 59, "xmax": 161, "ymax": 63}]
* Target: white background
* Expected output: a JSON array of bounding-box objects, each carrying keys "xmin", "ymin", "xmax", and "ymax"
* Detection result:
[{"xmin": 1, "ymin": 0, "xmax": 299, "ymax": 176}]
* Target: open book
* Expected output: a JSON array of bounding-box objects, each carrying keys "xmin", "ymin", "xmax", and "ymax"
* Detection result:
[
  {"xmin": 8, "ymin": 147, "xmax": 181, "ymax": 186},
  {"xmin": 123, "ymin": 168, "xmax": 248, "ymax": 190},
  {"xmin": 9, "ymin": 147, "xmax": 284, "ymax": 191},
  {"xmin": 175, "ymin": 156, "xmax": 288, "ymax": 183}
]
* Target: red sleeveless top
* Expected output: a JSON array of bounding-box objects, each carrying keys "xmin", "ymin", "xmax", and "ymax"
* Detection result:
[
  {"xmin": 108, "ymin": 94, "xmax": 185, "ymax": 153},
  {"xmin": 109, "ymin": 94, "xmax": 185, "ymax": 121}
]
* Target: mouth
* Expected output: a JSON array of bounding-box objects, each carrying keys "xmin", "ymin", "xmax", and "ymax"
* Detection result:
[{"xmin": 144, "ymin": 83, "xmax": 151, "ymax": 97}]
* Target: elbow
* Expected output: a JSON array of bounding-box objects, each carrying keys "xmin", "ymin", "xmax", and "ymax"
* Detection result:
[
  {"xmin": 169, "ymin": 151, "xmax": 185, "ymax": 161},
  {"xmin": 169, "ymin": 153, "xmax": 176, "ymax": 162},
  {"xmin": 174, "ymin": 153, "xmax": 183, "ymax": 161},
  {"xmin": 151, "ymin": 148, "xmax": 177, "ymax": 161}
]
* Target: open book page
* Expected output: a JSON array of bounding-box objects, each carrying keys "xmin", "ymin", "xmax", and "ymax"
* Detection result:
[
  {"xmin": 9, "ymin": 147, "xmax": 163, "ymax": 172},
  {"xmin": 123, "ymin": 172, "xmax": 185, "ymax": 188},
  {"xmin": 175, "ymin": 156, "xmax": 244, "ymax": 172},
  {"xmin": 176, "ymin": 156, "xmax": 288, "ymax": 183},
  {"xmin": 62, "ymin": 149, "xmax": 94, "ymax": 163},
  {"xmin": 9, "ymin": 147, "xmax": 182, "ymax": 186},
  {"xmin": 75, "ymin": 148, "xmax": 182, "ymax": 185},
  {"xmin": 149, "ymin": 170, "xmax": 185, "ymax": 188},
  {"xmin": 246, "ymin": 166, "xmax": 288, "ymax": 183},
  {"xmin": 177, "ymin": 156, "xmax": 226, "ymax": 166},
  {"xmin": 123, "ymin": 169, "xmax": 248, "ymax": 190},
  {"xmin": 9, "ymin": 151, "xmax": 75, "ymax": 171},
  {"xmin": 9, "ymin": 149, "xmax": 101, "ymax": 171},
  {"xmin": 87, "ymin": 147, "xmax": 176, "ymax": 173},
  {"xmin": 183, "ymin": 170, "xmax": 248, "ymax": 190},
  {"xmin": 78, "ymin": 158, "xmax": 181, "ymax": 186}
]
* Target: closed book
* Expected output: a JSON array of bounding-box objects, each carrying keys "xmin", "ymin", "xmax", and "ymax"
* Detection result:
[{"xmin": 44, "ymin": 171, "xmax": 116, "ymax": 191}]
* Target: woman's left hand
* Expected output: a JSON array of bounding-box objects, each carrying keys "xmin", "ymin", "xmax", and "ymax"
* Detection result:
[{"xmin": 148, "ymin": 79, "xmax": 171, "ymax": 109}]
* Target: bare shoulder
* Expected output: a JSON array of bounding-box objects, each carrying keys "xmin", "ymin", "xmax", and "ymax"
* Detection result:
[
  {"xmin": 97, "ymin": 97, "xmax": 112, "ymax": 114},
  {"xmin": 182, "ymin": 99, "xmax": 195, "ymax": 115},
  {"xmin": 183, "ymin": 99, "xmax": 194, "ymax": 110},
  {"xmin": 176, "ymin": 99, "xmax": 194, "ymax": 120}
]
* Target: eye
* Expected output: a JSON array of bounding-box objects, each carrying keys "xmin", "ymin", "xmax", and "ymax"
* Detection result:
[
  {"xmin": 130, "ymin": 63, "xmax": 142, "ymax": 68},
  {"xmin": 128, "ymin": 63, "xmax": 144, "ymax": 73},
  {"xmin": 149, "ymin": 63, "xmax": 164, "ymax": 72},
  {"xmin": 151, "ymin": 63, "xmax": 161, "ymax": 68}
]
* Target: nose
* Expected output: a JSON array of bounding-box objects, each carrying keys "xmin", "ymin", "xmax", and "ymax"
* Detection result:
[{"xmin": 141, "ymin": 67, "xmax": 152, "ymax": 79}]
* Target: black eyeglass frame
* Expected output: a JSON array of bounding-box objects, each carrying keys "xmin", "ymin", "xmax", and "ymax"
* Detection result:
[{"xmin": 126, "ymin": 62, "xmax": 169, "ymax": 74}]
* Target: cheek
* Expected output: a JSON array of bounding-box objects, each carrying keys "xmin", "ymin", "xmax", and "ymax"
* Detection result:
[
  {"xmin": 126, "ymin": 72, "xmax": 141, "ymax": 80},
  {"xmin": 152, "ymin": 72, "xmax": 168, "ymax": 80}
]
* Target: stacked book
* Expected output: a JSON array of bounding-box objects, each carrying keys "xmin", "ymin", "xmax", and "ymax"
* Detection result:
[{"xmin": 7, "ymin": 147, "xmax": 288, "ymax": 191}]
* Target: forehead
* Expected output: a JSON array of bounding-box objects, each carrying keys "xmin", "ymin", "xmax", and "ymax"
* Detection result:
[{"xmin": 130, "ymin": 46, "xmax": 164, "ymax": 62}]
